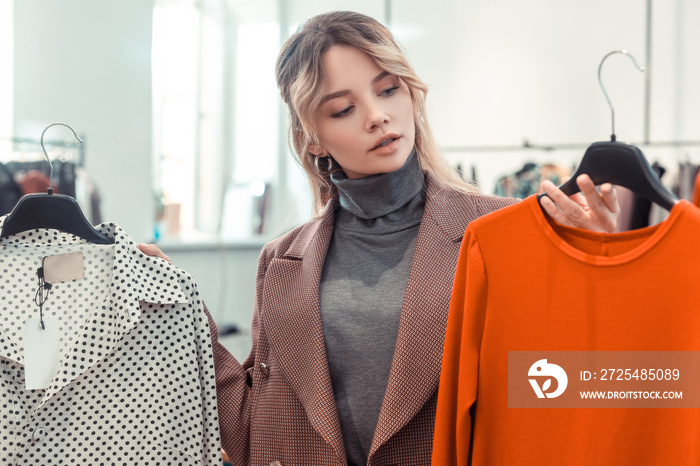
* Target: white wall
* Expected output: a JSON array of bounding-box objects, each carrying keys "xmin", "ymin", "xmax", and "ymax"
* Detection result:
[
  {"xmin": 285, "ymin": 0, "xmax": 384, "ymax": 27},
  {"xmin": 13, "ymin": 0, "xmax": 154, "ymax": 242},
  {"xmin": 392, "ymin": 0, "xmax": 700, "ymax": 192},
  {"xmin": 164, "ymin": 242, "xmax": 262, "ymax": 332},
  {"xmin": 650, "ymin": 0, "xmax": 700, "ymax": 142},
  {"xmin": 395, "ymin": 0, "xmax": 646, "ymax": 147}
]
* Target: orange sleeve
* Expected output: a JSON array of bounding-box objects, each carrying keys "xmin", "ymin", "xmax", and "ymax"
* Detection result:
[
  {"xmin": 432, "ymin": 227, "xmax": 488, "ymax": 465},
  {"xmin": 692, "ymin": 169, "xmax": 700, "ymax": 208}
]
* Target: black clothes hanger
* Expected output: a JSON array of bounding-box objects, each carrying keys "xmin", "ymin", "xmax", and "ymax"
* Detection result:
[
  {"xmin": 538, "ymin": 50, "xmax": 679, "ymax": 211},
  {"xmin": 1, "ymin": 123, "xmax": 114, "ymax": 244}
]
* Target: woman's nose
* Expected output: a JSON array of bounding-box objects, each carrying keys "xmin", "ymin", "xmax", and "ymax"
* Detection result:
[{"xmin": 365, "ymin": 102, "xmax": 390, "ymax": 132}]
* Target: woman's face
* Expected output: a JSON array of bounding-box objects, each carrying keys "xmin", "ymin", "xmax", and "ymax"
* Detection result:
[{"xmin": 313, "ymin": 45, "xmax": 416, "ymax": 179}]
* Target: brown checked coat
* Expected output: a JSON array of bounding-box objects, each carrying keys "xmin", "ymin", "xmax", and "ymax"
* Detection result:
[{"xmin": 206, "ymin": 175, "xmax": 515, "ymax": 465}]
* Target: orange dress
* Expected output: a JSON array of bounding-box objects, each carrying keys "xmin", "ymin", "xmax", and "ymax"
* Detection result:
[{"xmin": 433, "ymin": 195, "xmax": 700, "ymax": 465}]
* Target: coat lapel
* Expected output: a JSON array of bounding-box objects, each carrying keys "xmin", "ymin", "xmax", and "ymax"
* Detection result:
[
  {"xmin": 259, "ymin": 179, "xmax": 514, "ymax": 461},
  {"xmin": 261, "ymin": 201, "xmax": 347, "ymax": 461},
  {"xmin": 369, "ymin": 178, "xmax": 492, "ymax": 455}
]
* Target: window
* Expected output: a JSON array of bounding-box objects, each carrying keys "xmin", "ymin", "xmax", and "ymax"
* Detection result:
[
  {"xmin": 0, "ymin": 0, "xmax": 13, "ymax": 149},
  {"xmin": 152, "ymin": 0, "xmax": 280, "ymax": 242}
]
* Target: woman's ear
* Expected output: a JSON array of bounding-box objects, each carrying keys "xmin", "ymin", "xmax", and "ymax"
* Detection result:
[{"xmin": 309, "ymin": 144, "xmax": 325, "ymax": 157}]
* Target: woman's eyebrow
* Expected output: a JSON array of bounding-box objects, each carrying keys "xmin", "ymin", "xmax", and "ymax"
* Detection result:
[
  {"xmin": 321, "ymin": 89, "xmax": 350, "ymax": 104},
  {"xmin": 321, "ymin": 71, "xmax": 393, "ymax": 104},
  {"xmin": 371, "ymin": 71, "xmax": 391, "ymax": 83}
]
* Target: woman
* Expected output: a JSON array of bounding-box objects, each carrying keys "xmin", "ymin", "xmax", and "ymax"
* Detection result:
[{"xmin": 141, "ymin": 10, "xmax": 617, "ymax": 465}]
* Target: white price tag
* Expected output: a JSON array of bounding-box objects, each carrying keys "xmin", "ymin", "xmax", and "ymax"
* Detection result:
[{"xmin": 24, "ymin": 318, "xmax": 60, "ymax": 390}]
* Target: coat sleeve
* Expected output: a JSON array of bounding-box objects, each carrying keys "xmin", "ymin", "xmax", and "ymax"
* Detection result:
[
  {"xmin": 432, "ymin": 226, "xmax": 488, "ymax": 465},
  {"xmin": 204, "ymin": 245, "xmax": 272, "ymax": 464}
]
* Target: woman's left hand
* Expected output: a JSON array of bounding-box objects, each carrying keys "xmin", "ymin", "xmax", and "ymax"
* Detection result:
[
  {"xmin": 138, "ymin": 243, "xmax": 173, "ymax": 264},
  {"xmin": 539, "ymin": 174, "xmax": 619, "ymax": 233}
]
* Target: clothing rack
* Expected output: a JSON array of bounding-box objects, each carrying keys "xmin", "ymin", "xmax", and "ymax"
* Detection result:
[
  {"xmin": 0, "ymin": 135, "xmax": 85, "ymax": 166},
  {"xmin": 0, "ymin": 135, "xmax": 97, "ymax": 219},
  {"xmin": 442, "ymin": 139, "xmax": 700, "ymax": 153},
  {"xmin": 447, "ymin": 139, "xmax": 700, "ymax": 203}
]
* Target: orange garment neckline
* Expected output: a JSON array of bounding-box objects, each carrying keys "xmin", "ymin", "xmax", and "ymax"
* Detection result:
[{"xmin": 526, "ymin": 195, "xmax": 691, "ymax": 266}]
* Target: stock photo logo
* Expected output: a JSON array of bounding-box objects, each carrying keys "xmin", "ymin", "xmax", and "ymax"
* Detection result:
[{"xmin": 528, "ymin": 359, "xmax": 568, "ymax": 399}]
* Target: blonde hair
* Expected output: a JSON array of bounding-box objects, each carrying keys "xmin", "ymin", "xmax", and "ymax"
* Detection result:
[{"xmin": 275, "ymin": 10, "xmax": 478, "ymax": 214}]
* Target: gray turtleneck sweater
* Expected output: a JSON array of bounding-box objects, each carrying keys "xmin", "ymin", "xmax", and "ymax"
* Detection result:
[{"xmin": 319, "ymin": 150, "xmax": 426, "ymax": 466}]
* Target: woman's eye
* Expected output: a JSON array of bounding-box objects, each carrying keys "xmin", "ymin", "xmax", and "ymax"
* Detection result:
[
  {"xmin": 331, "ymin": 106, "xmax": 353, "ymax": 118},
  {"xmin": 381, "ymin": 86, "xmax": 400, "ymax": 96}
]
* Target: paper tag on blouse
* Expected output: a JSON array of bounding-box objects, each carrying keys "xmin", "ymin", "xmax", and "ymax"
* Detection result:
[
  {"xmin": 43, "ymin": 252, "xmax": 84, "ymax": 283},
  {"xmin": 24, "ymin": 318, "xmax": 60, "ymax": 390}
]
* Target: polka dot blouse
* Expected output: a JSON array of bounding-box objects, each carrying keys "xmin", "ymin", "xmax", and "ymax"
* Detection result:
[{"xmin": 0, "ymin": 220, "xmax": 222, "ymax": 465}]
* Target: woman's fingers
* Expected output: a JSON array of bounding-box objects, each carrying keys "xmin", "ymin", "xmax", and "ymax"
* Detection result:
[
  {"xmin": 599, "ymin": 182, "xmax": 619, "ymax": 214},
  {"xmin": 540, "ymin": 179, "xmax": 586, "ymax": 226},
  {"xmin": 576, "ymin": 176, "xmax": 618, "ymax": 232},
  {"xmin": 539, "ymin": 192, "xmax": 572, "ymax": 226},
  {"xmin": 539, "ymin": 176, "xmax": 620, "ymax": 233},
  {"xmin": 138, "ymin": 243, "xmax": 173, "ymax": 264}
]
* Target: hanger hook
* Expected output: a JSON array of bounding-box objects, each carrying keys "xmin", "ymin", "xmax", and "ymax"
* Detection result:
[
  {"xmin": 40, "ymin": 122, "xmax": 83, "ymax": 194},
  {"xmin": 597, "ymin": 50, "xmax": 645, "ymax": 142}
]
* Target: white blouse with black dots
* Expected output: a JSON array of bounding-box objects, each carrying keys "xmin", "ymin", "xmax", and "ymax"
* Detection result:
[{"xmin": 0, "ymin": 220, "xmax": 222, "ymax": 465}]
